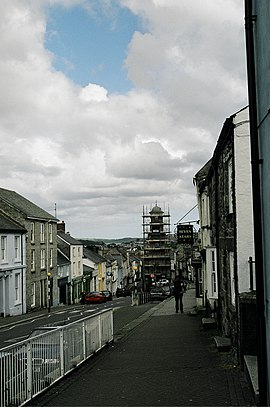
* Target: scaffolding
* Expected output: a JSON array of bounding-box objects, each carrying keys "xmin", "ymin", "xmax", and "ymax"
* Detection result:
[{"xmin": 142, "ymin": 203, "xmax": 171, "ymax": 288}]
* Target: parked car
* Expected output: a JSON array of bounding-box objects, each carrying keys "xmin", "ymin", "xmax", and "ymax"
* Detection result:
[
  {"xmin": 101, "ymin": 290, "xmax": 112, "ymax": 301},
  {"xmin": 14, "ymin": 325, "xmax": 63, "ymax": 385},
  {"xmin": 0, "ymin": 351, "xmax": 27, "ymax": 404},
  {"xmin": 150, "ymin": 287, "xmax": 167, "ymax": 302},
  {"xmin": 116, "ymin": 286, "xmax": 132, "ymax": 297},
  {"xmin": 157, "ymin": 278, "xmax": 170, "ymax": 286},
  {"xmin": 162, "ymin": 285, "xmax": 172, "ymax": 297},
  {"xmin": 85, "ymin": 291, "xmax": 106, "ymax": 304}
]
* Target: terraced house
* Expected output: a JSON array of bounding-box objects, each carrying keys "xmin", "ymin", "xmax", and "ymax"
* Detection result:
[
  {"xmin": 0, "ymin": 188, "xmax": 58, "ymax": 312},
  {"xmin": 0, "ymin": 212, "xmax": 26, "ymax": 316}
]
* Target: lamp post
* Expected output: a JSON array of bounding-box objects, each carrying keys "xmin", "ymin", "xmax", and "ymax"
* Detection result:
[{"xmin": 47, "ymin": 271, "xmax": 51, "ymax": 313}]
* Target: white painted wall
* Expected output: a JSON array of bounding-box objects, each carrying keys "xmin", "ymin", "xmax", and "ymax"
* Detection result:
[
  {"xmin": 234, "ymin": 107, "xmax": 255, "ymax": 293},
  {"xmin": 70, "ymin": 244, "xmax": 83, "ymax": 279},
  {"xmin": 0, "ymin": 233, "xmax": 26, "ymax": 316}
]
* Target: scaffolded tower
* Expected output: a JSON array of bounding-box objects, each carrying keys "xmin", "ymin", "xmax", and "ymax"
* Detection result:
[{"xmin": 142, "ymin": 203, "xmax": 171, "ymax": 289}]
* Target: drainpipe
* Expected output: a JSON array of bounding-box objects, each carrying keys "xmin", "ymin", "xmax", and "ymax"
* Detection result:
[{"xmin": 245, "ymin": 1, "xmax": 268, "ymax": 405}]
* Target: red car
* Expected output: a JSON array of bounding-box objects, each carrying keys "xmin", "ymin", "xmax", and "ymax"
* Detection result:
[{"xmin": 85, "ymin": 292, "xmax": 106, "ymax": 304}]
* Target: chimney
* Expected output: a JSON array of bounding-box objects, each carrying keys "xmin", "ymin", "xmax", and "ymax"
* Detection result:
[{"xmin": 57, "ymin": 221, "xmax": 65, "ymax": 233}]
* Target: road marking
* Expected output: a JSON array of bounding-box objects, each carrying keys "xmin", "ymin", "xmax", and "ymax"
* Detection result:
[
  {"xmin": 69, "ymin": 310, "xmax": 82, "ymax": 314},
  {"xmin": 5, "ymin": 335, "xmax": 28, "ymax": 343}
]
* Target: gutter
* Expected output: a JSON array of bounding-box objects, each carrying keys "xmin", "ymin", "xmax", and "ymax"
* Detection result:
[{"xmin": 244, "ymin": 1, "xmax": 268, "ymax": 405}]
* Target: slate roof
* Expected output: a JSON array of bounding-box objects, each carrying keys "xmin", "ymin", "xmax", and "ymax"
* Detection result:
[
  {"xmin": 83, "ymin": 264, "xmax": 95, "ymax": 275},
  {"xmin": 57, "ymin": 231, "xmax": 83, "ymax": 246},
  {"xmin": 0, "ymin": 187, "xmax": 57, "ymax": 221},
  {"xmin": 57, "ymin": 250, "xmax": 71, "ymax": 266},
  {"xmin": 83, "ymin": 247, "xmax": 106, "ymax": 264},
  {"xmin": 0, "ymin": 212, "xmax": 26, "ymax": 233}
]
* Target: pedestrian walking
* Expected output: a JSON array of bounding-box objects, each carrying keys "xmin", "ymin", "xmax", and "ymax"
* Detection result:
[{"xmin": 174, "ymin": 275, "xmax": 184, "ymax": 313}]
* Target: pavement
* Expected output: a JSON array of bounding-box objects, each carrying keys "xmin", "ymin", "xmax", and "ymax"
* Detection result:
[{"xmin": 1, "ymin": 289, "xmax": 255, "ymax": 406}]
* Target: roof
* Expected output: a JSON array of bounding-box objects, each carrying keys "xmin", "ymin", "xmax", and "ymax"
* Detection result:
[
  {"xmin": 57, "ymin": 250, "xmax": 71, "ymax": 266},
  {"xmin": 0, "ymin": 212, "xmax": 26, "ymax": 233},
  {"xmin": 193, "ymin": 159, "xmax": 213, "ymax": 193},
  {"xmin": 150, "ymin": 204, "xmax": 163, "ymax": 214},
  {"xmin": 83, "ymin": 264, "xmax": 95, "ymax": 275},
  {"xmin": 0, "ymin": 187, "xmax": 57, "ymax": 221},
  {"xmin": 57, "ymin": 231, "xmax": 83, "ymax": 246},
  {"xmin": 83, "ymin": 247, "xmax": 106, "ymax": 263}
]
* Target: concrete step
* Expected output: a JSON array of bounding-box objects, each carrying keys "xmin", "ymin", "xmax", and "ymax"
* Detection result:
[
  {"xmin": 244, "ymin": 354, "xmax": 259, "ymax": 405},
  {"xmin": 214, "ymin": 336, "xmax": 231, "ymax": 352},
  {"xmin": 202, "ymin": 317, "xmax": 217, "ymax": 330}
]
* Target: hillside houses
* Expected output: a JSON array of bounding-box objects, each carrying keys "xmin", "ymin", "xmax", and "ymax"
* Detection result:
[{"xmin": 0, "ymin": 187, "xmax": 139, "ymax": 316}]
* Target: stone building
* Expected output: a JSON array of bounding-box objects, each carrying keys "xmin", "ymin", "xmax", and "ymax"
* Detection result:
[
  {"xmin": 194, "ymin": 106, "xmax": 255, "ymax": 358},
  {"xmin": 0, "ymin": 188, "xmax": 58, "ymax": 312}
]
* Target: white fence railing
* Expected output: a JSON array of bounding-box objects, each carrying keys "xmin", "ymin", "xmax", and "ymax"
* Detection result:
[{"xmin": 0, "ymin": 308, "xmax": 113, "ymax": 407}]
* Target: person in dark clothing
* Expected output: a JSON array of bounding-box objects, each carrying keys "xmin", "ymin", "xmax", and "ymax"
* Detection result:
[
  {"xmin": 174, "ymin": 276, "xmax": 184, "ymax": 313},
  {"xmin": 80, "ymin": 291, "xmax": 86, "ymax": 305}
]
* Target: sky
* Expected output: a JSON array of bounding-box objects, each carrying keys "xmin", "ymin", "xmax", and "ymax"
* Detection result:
[{"xmin": 0, "ymin": 0, "xmax": 248, "ymax": 239}]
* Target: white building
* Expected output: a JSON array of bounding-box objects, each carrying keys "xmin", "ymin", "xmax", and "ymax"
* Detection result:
[{"xmin": 0, "ymin": 213, "xmax": 26, "ymax": 316}]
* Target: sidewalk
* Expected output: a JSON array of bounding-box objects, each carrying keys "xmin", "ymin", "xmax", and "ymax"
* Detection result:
[{"xmin": 26, "ymin": 289, "xmax": 255, "ymax": 407}]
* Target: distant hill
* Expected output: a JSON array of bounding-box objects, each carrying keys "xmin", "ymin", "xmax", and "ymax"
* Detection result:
[{"xmin": 78, "ymin": 237, "xmax": 142, "ymax": 245}]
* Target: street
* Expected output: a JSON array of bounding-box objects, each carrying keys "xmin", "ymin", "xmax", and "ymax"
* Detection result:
[
  {"xmin": 24, "ymin": 291, "xmax": 255, "ymax": 407},
  {"xmin": 0, "ymin": 296, "xmax": 132, "ymax": 349}
]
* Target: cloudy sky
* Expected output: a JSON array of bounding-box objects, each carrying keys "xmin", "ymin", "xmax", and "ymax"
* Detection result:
[{"xmin": 0, "ymin": 0, "xmax": 248, "ymax": 238}]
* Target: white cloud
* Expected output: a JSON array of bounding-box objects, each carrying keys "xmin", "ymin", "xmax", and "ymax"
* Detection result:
[
  {"xmin": 80, "ymin": 83, "xmax": 108, "ymax": 102},
  {"xmin": 0, "ymin": 0, "xmax": 248, "ymax": 237}
]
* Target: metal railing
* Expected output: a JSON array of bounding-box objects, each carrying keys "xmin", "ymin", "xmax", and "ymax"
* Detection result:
[
  {"xmin": 132, "ymin": 292, "xmax": 151, "ymax": 305},
  {"xmin": 0, "ymin": 308, "xmax": 113, "ymax": 407}
]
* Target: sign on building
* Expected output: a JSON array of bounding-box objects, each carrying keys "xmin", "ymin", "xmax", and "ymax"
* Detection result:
[{"xmin": 177, "ymin": 224, "xmax": 194, "ymax": 244}]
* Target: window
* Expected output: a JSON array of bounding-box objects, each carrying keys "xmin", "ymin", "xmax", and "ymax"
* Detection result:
[
  {"xmin": 211, "ymin": 273, "xmax": 217, "ymax": 295},
  {"xmin": 31, "ymin": 282, "xmax": 36, "ymax": 307},
  {"xmin": 31, "ymin": 249, "xmax": 35, "ymax": 271},
  {"xmin": 72, "ymin": 247, "xmax": 76, "ymax": 257},
  {"xmin": 211, "ymin": 250, "xmax": 216, "ymax": 272},
  {"xmin": 228, "ymin": 158, "xmax": 233, "ymax": 213},
  {"xmin": 211, "ymin": 249, "xmax": 217, "ymax": 295},
  {"xmin": 1, "ymin": 236, "xmax": 7, "ymax": 261},
  {"xmin": 41, "ymin": 249, "xmax": 46, "ymax": 269},
  {"xmin": 40, "ymin": 223, "xmax": 45, "ymax": 243},
  {"xmin": 30, "ymin": 222, "xmax": 35, "ymax": 242},
  {"xmin": 14, "ymin": 236, "xmax": 20, "ymax": 260},
  {"xmin": 49, "ymin": 248, "xmax": 53, "ymax": 268},
  {"xmin": 15, "ymin": 273, "xmax": 20, "ymax": 303},
  {"xmin": 49, "ymin": 224, "xmax": 53, "ymax": 243}
]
